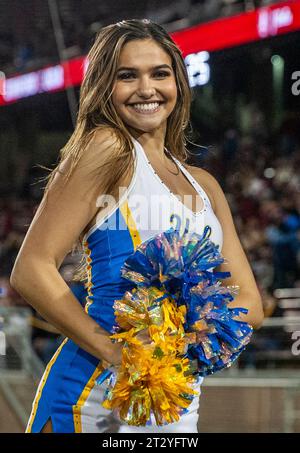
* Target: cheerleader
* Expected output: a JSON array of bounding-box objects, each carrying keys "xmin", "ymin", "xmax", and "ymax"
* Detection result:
[{"xmin": 10, "ymin": 19, "xmax": 264, "ymax": 433}]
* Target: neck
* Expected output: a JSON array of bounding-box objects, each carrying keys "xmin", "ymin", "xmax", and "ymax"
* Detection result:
[
  {"xmin": 130, "ymin": 130, "xmax": 179, "ymax": 174},
  {"xmin": 128, "ymin": 126, "xmax": 166, "ymax": 160}
]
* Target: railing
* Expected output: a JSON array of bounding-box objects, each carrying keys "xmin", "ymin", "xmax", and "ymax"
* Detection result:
[
  {"xmin": 0, "ymin": 307, "xmax": 45, "ymax": 428},
  {"xmin": 0, "ymin": 307, "xmax": 44, "ymax": 378},
  {"xmin": 201, "ymin": 373, "xmax": 300, "ymax": 432},
  {"xmin": 200, "ymin": 313, "xmax": 300, "ymax": 432}
]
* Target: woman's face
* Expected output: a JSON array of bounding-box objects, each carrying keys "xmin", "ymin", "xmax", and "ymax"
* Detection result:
[{"xmin": 112, "ymin": 39, "xmax": 177, "ymax": 134}]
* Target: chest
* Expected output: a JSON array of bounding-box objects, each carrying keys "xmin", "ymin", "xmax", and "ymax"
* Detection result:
[{"xmin": 145, "ymin": 159, "xmax": 206, "ymax": 214}]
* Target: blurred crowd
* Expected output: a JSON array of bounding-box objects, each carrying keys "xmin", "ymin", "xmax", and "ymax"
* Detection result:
[
  {"xmin": 0, "ymin": 110, "xmax": 299, "ymax": 364},
  {"xmin": 208, "ymin": 120, "xmax": 300, "ymax": 289},
  {"xmin": 0, "ymin": 0, "xmax": 281, "ymax": 76}
]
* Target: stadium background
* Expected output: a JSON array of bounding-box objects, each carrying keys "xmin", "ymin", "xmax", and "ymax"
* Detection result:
[{"xmin": 0, "ymin": 0, "xmax": 299, "ymax": 432}]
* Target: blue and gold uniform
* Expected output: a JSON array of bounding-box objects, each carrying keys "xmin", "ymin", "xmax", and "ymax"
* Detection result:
[{"xmin": 26, "ymin": 137, "xmax": 223, "ymax": 433}]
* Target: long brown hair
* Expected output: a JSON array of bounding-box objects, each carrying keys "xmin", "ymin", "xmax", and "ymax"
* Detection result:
[{"xmin": 42, "ymin": 18, "xmax": 194, "ymax": 282}]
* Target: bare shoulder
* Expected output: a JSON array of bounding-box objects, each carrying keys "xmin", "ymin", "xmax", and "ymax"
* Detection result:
[
  {"xmin": 75, "ymin": 126, "xmax": 120, "ymax": 167},
  {"xmin": 90, "ymin": 126, "xmax": 120, "ymax": 148},
  {"xmin": 54, "ymin": 127, "xmax": 120, "ymax": 181},
  {"xmin": 185, "ymin": 164, "xmax": 221, "ymax": 212},
  {"xmin": 13, "ymin": 127, "xmax": 124, "ymax": 271}
]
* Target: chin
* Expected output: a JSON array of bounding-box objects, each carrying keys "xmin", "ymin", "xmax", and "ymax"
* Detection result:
[
  {"xmin": 131, "ymin": 125, "xmax": 162, "ymax": 134},
  {"xmin": 125, "ymin": 118, "xmax": 166, "ymax": 132}
]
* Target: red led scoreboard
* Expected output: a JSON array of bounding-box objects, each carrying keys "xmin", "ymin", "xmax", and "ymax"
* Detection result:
[{"xmin": 0, "ymin": 0, "xmax": 300, "ymax": 106}]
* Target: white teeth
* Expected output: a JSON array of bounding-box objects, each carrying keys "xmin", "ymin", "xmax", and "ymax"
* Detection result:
[{"xmin": 131, "ymin": 102, "xmax": 160, "ymax": 112}]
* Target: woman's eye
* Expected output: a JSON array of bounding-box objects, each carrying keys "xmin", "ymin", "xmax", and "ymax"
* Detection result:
[
  {"xmin": 118, "ymin": 72, "xmax": 135, "ymax": 80},
  {"xmin": 117, "ymin": 71, "xmax": 170, "ymax": 80},
  {"xmin": 154, "ymin": 71, "xmax": 170, "ymax": 78}
]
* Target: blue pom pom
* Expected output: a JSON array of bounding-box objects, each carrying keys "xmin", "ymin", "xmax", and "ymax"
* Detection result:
[{"xmin": 120, "ymin": 226, "xmax": 253, "ymax": 376}]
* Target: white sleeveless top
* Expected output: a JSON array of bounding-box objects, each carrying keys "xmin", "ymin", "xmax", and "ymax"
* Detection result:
[{"xmin": 84, "ymin": 136, "xmax": 223, "ymax": 252}]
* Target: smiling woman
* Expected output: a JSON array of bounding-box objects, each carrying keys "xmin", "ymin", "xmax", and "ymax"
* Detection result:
[
  {"xmin": 10, "ymin": 18, "xmax": 263, "ymax": 434},
  {"xmin": 112, "ymin": 41, "xmax": 177, "ymax": 128}
]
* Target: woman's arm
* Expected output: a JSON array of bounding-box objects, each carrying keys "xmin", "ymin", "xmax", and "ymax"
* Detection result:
[
  {"xmin": 10, "ymin": 128, "xmax": 124, "ymax": 365},
  {"xmin": 189, "ymin": 166, "xmax": 264, "ymax": 329}
]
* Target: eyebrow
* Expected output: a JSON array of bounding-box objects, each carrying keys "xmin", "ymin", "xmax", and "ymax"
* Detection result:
[{"xmin": 117, "ymin": 64, "xmax": 172, "ymax": 72}]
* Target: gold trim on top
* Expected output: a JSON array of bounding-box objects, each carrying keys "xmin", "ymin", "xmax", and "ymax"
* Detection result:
[
  {"xmin": 83, "ymin": 240, "xmax": 94, "ymax": 314},
  {"xmin": 119, "ymin": 200, "xmax": 141, "ymax": 250}
]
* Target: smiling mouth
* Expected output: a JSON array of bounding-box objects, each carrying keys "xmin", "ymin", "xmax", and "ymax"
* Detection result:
[{"xmin": 127, "ymin": 101, "xmax": 164, "ymax": 114}]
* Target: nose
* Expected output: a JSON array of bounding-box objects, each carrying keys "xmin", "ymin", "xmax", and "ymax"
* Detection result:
[{"xmin": 136, "ymin": 76, "xmax": 156, "ymax": 98}]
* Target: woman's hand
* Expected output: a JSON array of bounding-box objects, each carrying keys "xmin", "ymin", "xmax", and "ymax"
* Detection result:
[
  {"xmin": 105, "ymin": 328, "xmax": 152, "ymax": 367},
  {"xmin": 135, "ymin": 327, "xmax": 152, "ymax": 345},
  {"xmin": 105, "ymin": 341, "xmax": 123, "ymax": 367}
]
